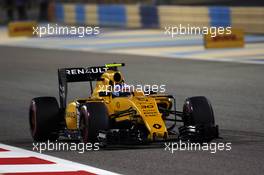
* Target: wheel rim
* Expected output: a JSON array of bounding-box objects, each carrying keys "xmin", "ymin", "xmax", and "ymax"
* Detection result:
[
  {"xmin": 183, "ymin": 100, "xmax": 193, "ymax": 114},
  {"xmin": 29, "ymin": 101, "xmax": 37, "ymax": 137},
  {"xmin": 80, "ymin": 108, "xmax": 89, "ymax": 143}
]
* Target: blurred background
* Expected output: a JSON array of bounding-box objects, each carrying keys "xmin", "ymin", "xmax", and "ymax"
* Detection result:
[
  {"xmin": 0, "ymin": 1, "xmax": 264, "ymax": 175},
  {"xmin": 0, "ymin": 0, "xmax": 263, "ymax": 35},
  {"xmin": 0, "ymin": 0, "xmax": 263, "ymax": 63}
]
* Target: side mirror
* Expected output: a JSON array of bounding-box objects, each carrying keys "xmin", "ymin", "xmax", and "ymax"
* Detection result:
[{"xmin": 99, "ymin": 91, "xmax": 111, "ymax": 97}]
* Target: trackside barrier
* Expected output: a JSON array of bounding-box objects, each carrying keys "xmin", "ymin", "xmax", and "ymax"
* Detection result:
[
  {"xmin": 158, "ymin": 6, "xmax": 210, "ymax": 28},
  {"xmin": 50, "ymin": 3, "xmax": 264, "ymax": 34},
  {"xmin": 76, "ymin": 4, "xmax": 85, "ymax": 24},
  {"xmin": 231, "ymin": 7, "xmax": 264, "ymax": 34},
  {"xmin": 98, "ymin": 5, "xmax": 126, "ymax": 27},
  {"xmin": 55, "ymin": 3, "xmax": 64, "ymax": 23},
  {"xmin": 140, "ymin": 5, "xmax": 159, "ymax": 28},
  {"xmin": 63, "ymin": 4, "xmax": 75, "ymax": 24},
  {"xmin": 85, "ymin": 5, "xmax": 98, "ymax": 26},
  {"xmin": 209, "ymin": 7, "xmax": 230, "ymax": 27},
  {"xmin": 126, "ymin": 5, "xmax": 141, "ymax": 28},
  {"xmin": 47, "ymin": 2, "xmax": 55, "ymax": 21}
]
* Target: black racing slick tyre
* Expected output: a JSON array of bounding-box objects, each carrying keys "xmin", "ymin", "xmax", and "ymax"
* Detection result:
[
  {"xmin": 29, "ymin": 97, "xmax": 60, "ymax": 141},
  {"xmin": 80, "ymin": 102, "xmax": 109, "ymax": 143},
  {"xmin": 183, "ymin": 96, "xmax": 215, "ymax": 126},
  {"xmin": 179, "ymin": 96, "xmax": 219, "ymax": 142}
]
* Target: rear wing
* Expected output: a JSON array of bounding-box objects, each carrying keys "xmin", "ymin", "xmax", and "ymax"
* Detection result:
[{"xmin": 58, "ymin": 63, "xmax": 125, "ymax": 109}]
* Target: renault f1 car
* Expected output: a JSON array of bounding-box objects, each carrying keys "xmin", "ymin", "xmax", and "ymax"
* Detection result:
[{"xmin": 29, "ymin": 63, "xmax": 219, "ymax": 145}]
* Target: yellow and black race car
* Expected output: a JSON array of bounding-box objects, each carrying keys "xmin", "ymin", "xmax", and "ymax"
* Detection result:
[{"xmin": 29, "ymin": 63, "xmax": 219, "ymax": 145}]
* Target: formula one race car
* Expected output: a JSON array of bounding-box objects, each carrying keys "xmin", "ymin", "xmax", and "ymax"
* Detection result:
[{"xmin": 29, "ymin": 63, "xmax": 219, "ymax": 145}]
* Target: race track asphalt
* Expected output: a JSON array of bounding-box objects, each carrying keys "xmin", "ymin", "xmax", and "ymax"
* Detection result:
[{"xmin": 0, "ymin": 46, "xmax": 264, "ymax": 175}]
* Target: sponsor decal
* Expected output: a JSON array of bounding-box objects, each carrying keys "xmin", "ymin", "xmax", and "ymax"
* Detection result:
[
  {"xmin": 204, "ymin": 28, "xmax": 244, "ymax": 48},
  {"xmin": 65, "ymin": 67, "xmax": 109, "ymax": 75},
  {"xmin": 8, "ymin": 21, "xmax": 37, "ymax": 37},
  {"xmin": 141, "ymin": 104, "xmax": 154, "ymax": 109},
  {"xmin": 153, "ymin": 124, "xmax": 162, "ymax": 129}
]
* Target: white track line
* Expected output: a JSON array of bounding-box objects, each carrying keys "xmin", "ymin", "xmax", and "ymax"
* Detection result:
[{"xmin": 0, "ymin": 143, "xmax": 120, "ymax": 175}]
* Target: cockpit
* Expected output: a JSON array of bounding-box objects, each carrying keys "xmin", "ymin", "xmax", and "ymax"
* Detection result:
[{"xmin": 112, "ymin": 83, "xmax": 132, "ymax": 97}]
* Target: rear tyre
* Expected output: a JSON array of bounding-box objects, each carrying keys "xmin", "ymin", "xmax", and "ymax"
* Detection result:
[
  {"xmin": 80, "ymin": 102, "xmax": 109, "ymax": 143},
  {"xmin": 29, "ymin": 97, "xmax": 60, "ymax": 141},
  {"xmin": 179, "ymin": 96, "xmax": 219, "ymax": 142}
]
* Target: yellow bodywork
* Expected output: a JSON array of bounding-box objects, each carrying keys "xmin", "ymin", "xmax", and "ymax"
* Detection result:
[
  {"xmin": 65, "ymin": 102, "xmax": 78, "ymax": 130},
  {"xmin": 65, "ymin": 70, "xmax": 170, "ymax": 140}
]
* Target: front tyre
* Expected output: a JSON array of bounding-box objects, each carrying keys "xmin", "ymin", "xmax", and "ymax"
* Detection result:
[
  {"xmin": 179, "ymin": 96, "xmax": 219, "ymax": 142},
  {"xmin": 80, "ymin": 102, "xmax": 109, "ymax": 143},
  {"xmin": 29, "ymin": 97, "xmax": 60, "ymax": 141}
]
